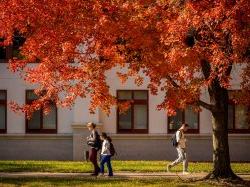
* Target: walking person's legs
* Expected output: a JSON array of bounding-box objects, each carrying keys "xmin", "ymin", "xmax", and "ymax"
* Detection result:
[
  {"xmin": 99, "ymin": 155, "xmax": 107, "ymax": 175},
  {"xmin": 183, "ymin": 151, "xmax": 188, "ymax": 173},
  {"xmin": 106, "ymin": 155, "xmax": 113, "ymax": 176},
  {"xmin": 89, "ymin": 148, "xmax": 100, "ymax": 175},
  {"xmin": 172, "ymin": 148, "xmax": 185, "ymax": 166},
  {"xmin": 167, "ymin": 147, "xmax": 185, "ymax": 171}
]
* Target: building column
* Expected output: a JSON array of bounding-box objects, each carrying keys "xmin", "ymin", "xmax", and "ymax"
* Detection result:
[
  {"xmin": 72, "ymin": 97, "xmax": 102, "ymax": 160},
  {"xmin": 72, "ymin": 123, "xmax": 103, "ymax": 161}
]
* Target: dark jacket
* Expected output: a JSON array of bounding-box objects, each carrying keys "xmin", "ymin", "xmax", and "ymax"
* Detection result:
[{"xmin": 87, "ymin": 130, "xmax": 99, "ymax": 149}]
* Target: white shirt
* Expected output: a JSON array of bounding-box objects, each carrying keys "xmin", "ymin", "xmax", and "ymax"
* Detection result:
[
  {"xmin": 101, "ymin": 139, "xmax": 111, "ymax": 155},
  {"xmin": 176, "ymin": 130, "xmax": 187, "ymax": 149}
]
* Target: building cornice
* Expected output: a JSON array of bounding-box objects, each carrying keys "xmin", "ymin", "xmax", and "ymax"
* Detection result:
[
  {"xmin": 71, "ymin": 123, "xmax": 103, "ymax": 129},
  {"xmin": 0, "ymin": 133, "xmax": 249, "ymax": 140},
  {"xmin": 0, "ymin": 134, "xmax": 72, "ymax": 140},
  {"xmin": 108, "ymin": 133, "xmax": 250, "ymax": 140}
]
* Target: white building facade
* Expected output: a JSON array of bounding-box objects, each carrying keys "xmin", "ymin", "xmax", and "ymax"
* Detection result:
[{"xmin": 0, "ymin": 46, "xmax": 250, "ymax": 161}]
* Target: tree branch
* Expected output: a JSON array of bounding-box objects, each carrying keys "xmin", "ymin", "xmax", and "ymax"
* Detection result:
[
  {"xmin": 200, "ymin": 59, "xmax": 211, "ymax": 80},
  {"xmin": 166, "ymin": 75, "xmax": 215, "ymax": 111},
  {"xmin": 197, "ymin": 100, "xmax": 215, "ymax": 111},
  {"xmin": 166, "ymin": 75, "xmax": 180, "ymax": 88}
]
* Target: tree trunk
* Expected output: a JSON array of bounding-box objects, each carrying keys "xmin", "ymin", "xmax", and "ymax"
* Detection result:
[
  {"xmin": 210, "ymin": 110, "xmax": 236, "ymax": 179},
  {"xmin": 207, "ymin": 79, "xmax": 240, "ymax": 180}
]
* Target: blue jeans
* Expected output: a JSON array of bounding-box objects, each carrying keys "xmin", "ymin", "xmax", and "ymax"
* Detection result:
[{"xmin": 100, "ymin": 155, "xmax": 113, "ymax": 176}]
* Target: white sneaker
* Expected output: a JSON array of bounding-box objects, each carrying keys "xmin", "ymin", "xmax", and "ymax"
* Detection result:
[
  {"xmin": 98, "ymin": 173, "xmax": 104, "ymax": 177},
  {"xmin": 167, "ymin": 165, "xmax": 172, "ymax": 172},
  {"xmin": 182, "ymin": 171, "xmax": 190, "ymax": 175}
]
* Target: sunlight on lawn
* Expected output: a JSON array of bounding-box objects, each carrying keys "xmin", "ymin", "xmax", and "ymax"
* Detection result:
[{"xmin": 0, "ymin": 160, "xmax": 249, "ymax": 173}]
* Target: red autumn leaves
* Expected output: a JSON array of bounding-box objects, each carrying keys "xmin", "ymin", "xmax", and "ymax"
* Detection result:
[{"xmin": 0, "ymin": 0, "xmax": 249, "ymax": 117}]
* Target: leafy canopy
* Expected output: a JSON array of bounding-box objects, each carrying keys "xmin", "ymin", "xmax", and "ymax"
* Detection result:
[{"xmin": 0, "ymin": 0, "xmax": 249, "ymax": 116}]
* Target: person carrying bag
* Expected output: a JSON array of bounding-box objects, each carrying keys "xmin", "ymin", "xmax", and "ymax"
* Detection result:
[{"xmin": 86, "ymin": 122, "xmax": 101, "ymax": 176}]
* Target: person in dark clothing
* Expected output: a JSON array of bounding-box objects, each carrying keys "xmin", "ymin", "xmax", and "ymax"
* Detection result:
[{"xmin": 86, "ymin": 122, "xmax": 100, "ymax": 176}]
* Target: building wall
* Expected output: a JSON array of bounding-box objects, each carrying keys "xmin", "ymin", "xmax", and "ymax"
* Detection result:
[
  {"xmin": 72, "ymin": 126, "xmax": 250, "ymax": 161},
  {"xmin": 0, "ymin": 63, "xmax": 74, "ymax": 134},
  {"xmin": 0, "ymin": 134, "xmax": 73, "ymax": 160},
  {"xmin": 0, "ymin": 64, "xmax": 244, "ymax": 135},
  {"xmin": 110, "ymin": 134, "xmax": 250, "ymax": 161},
  {"xmin": 0, "ymin": 64, "xmax": 74, "ymax": 160},
  {"xmin": 100, "ymin": 67, "xmax": 214, "ymax": 134},
  {"xmin": 1, "ymin": 63, "xmax": 250, "ymax": 161}
]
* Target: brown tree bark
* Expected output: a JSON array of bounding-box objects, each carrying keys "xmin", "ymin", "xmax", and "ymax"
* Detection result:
[
  {"xmin": 207, "ymin": 80, "xmax": 239, "ymax": 179},
  {"xmin": 200, "ymin": 59, "xmax": 240, "ymax": 180}
]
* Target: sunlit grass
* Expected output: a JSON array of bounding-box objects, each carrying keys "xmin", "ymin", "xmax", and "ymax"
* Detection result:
[{"xmin": 0, "ymin": 160, "xmax": 249, "ymax": 173}]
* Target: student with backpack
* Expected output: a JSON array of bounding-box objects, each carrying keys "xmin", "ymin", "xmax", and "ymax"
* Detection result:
[
  {"xmin": 86, "ymin": 122, "xmax": 101, "ymax": 176},
  {"xmin": 168, "ymin": 123, "xmax": 189, "ymax": 174},
  {"xmin": 99, "ymin": 132, "xmax": 114, "ymax": 177}
]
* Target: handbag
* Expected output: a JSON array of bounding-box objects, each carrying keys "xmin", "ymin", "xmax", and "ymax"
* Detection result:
[{"xmin": 87, "ymin": 140, "xmax": 95, "ymax": 146}]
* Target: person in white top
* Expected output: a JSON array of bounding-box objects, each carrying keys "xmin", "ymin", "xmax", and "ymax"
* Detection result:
[
  {"xmin": 99, "ymin": 132, "xmax": 113, "ymax": 176},
  {"xmin": 168, "ymin": 123, "xmax": 189, "ymax": 174}
]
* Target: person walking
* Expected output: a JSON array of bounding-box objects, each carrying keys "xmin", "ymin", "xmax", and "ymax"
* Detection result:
[
  {"xmin": 86, "ymin": 122, "xmax": 101, "ymax": 176},
  {"xmin": 167, "ymin": 123, "xmax": 189, "ymax": 174},
  {"xmin": 99, "ymin": 132, "xmax": 113, "ymax": 177}
]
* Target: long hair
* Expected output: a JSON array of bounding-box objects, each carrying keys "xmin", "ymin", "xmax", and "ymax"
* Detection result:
[
  {"xmin": 101, "ymin": 132, "xmax": 108, "ymax": 139},
  {"xmin": 107, "ymin": 136, "xmax": 112, "ymax": 143}
]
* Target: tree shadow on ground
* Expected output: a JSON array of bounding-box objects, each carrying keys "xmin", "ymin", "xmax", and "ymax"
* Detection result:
[{"xmin": 1, "ymin": 177, "xmax": 247, "ymax": 187}]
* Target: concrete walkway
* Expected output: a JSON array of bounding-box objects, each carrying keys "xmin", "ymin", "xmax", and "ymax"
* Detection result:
[{"xmin": 0, "ymin": 172, "xmax": 249, "ymax": 180}]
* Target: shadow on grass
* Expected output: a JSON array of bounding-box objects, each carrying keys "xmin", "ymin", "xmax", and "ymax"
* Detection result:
[
  {"xmin": 0, "ymin": 162, "xmax": 57, "ymax": 172},
  {"xmin": 0, "ymin": 161, "xmax": 92, "ymax": 173},
  {"xmin": 0, "ymin": 177, "xmax": 223, "ymax": 187}
]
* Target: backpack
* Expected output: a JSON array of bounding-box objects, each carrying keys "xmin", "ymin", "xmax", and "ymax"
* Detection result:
[
  {"xmin": 171, "ymin": 130, "xmax": 182, "ymax": 147},
  {"xmin": 109, "ymin": 142, "xmax": 116, "ymax": 156}
]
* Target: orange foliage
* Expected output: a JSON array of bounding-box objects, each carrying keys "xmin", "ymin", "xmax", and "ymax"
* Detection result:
[{"xmin": 0, "ymin": 0, "xmax": 249, "ymax": 116}]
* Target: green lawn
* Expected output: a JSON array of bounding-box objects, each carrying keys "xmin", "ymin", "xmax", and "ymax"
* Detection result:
[
  {"xmin": 0, "ymin": 160, "xmax": 249, "ymax": 173},
  {"xmin": 0, "ymin": 177, "xmax": 222, "ymax": 187}
]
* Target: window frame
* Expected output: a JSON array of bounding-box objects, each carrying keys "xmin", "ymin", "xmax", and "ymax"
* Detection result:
[
  {"xmin": 0, "ymin": 34, "xmax": 26, "ymax": 63},
  {"xmin": 25, "ymin": 90, "xmax": 58, "ymax": 134},
  {"xmin": 167, "ymin": 107, "xmax": 200, "ymax": 134},
  {"xmin": 117, "ymin": 90, "xmax": 149, "ymax": 134},
  {"xmin": 0, "ymin": 90, "xmax": 7, "ymax": 133},
  {"xmin": 228, "ymin": 90, "xmax": 250, "ymax": 134},
  {"xmin": 0, "ymin": 46, "xmax": 13, "ymax": 63}
]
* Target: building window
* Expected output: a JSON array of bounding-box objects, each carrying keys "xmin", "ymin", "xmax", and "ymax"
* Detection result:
[
  {"xmin": 228, "ymin": 91, "xmax": 250, "ymax": 133},
  {"xmin": 0, "ymin": 35, "xmax": 25, "ymax": 63},
  {"xmin": 0, "ymin": 45, "xmax": 12, "ymax": 62},
  {"xmin": 0, "ymin": 38, "xmax": 7, "ymax": 60},
  {"xmin": 12, "ymin": 34, "xmax": 25, "ymax": 58},
  {"xmin": 168, "ymin": 106, "xmax": 199, "ymax": 133},
  {"xmin": 26, "ymin": 90, "xmax": 57, "ymax": 133},
  {"xmin": 0, "ymin": 90, "xmax": 7, "ymax": 133},
  {"xmin": 117, "ymin": 90, "xmax": 148, "ymax": 133}
]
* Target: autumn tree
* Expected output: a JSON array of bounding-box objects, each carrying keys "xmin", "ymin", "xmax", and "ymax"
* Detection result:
[{"xmin": 0, "ymin": 0, "xmax": 249, "ymax": 181}]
